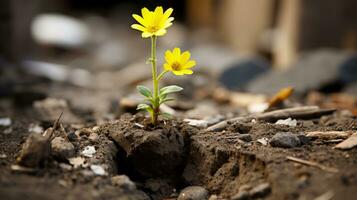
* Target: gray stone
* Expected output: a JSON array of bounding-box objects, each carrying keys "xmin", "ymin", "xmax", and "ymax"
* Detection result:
[
  {"xmin": 111, "ymin": 175, "xmax": 136, "ymax": 191},
  {"xmin": 237, "ymin": 134, "xmax": 252, "ymax": 142},
  {"xmin": 249, "ymin": 183, "xmax": 271, "ymax": 198},
  {"xmin": 51, "ymin": 137, "xmax": 75, "ymax": 159},
  {"xmin": 247, "ymin": 49, "xmax": 357, "ymax": 95},
  {"xmin": 270, "ymin": 132, "xmax": 301, "ymax": 148},
  {"xmin": 178, "ymin": 186, "xmax": 209, "ymax": 200},
  {"xmin": 219, "ymin": 58, "xmax": 270, "ymax": 91}
]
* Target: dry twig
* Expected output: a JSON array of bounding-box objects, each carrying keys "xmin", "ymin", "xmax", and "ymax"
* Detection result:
[{"xmin": 286, "ymin": 156, "xmax": 339, "ymax": 173}]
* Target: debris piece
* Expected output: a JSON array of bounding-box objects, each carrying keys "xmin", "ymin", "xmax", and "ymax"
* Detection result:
[
  {"xmin": 270, "ymin": 132, "xmax": 301, "ymax": 148},
  {"xmin": 207, "ymin": 106, "xmax": 335, "ymax": 131},
  {"xmin": 247, "ymin": 103, "xmax": 269, "ymax": 114},
  {"xmin": 178, "ymin": 186, "xmax": 209, "ymax": 200},
  {"xmin": 275, "ymin": 118, "xmax": 297, "ymax": 127},
  {"xmin": 314, "ymin": 191, "xmax": 334, "ymax": 200},
  {"xmin": 16, "ymin": 133, "xmax": 51, "ymax": 168},
  {"xmin": 111, "ymin": 175, "xmax": 136, "ymax": 190},
  {"xmin": 306, "ymin": 131, "xmax": 352, "ymax": 140},
  {"xmin": 33, "ymin": 98, "xmax": 81, "ymax": 124},
  {"xmin": 257, "ymin": 138, "xmax": 269, "ymax": 146},
  {"xmin": 334, "ymin": 133, "xmax": 357, "ymax": 150},
  {"xmin": 90, "ymin": 165, "xmax": 106, "ymax": 176},
  {"xmin": 51, "ymin": 137, "xmax": 75, "ymax": 159},
  {"xmin": 249, "ymin": 183, "xmax": 271, "ymax": 198},
  {"xmin": 81, "ymin": 146, "xmax": 96, "ymax": 158},
  {"xmin": 134, "ymin": 123, "xmax": 144, "ymax": 129},
  {"xmin": 184, "ymin": 119, "xmax": 209, "ymax": 128},
  {"xmin": 68, "ymin": 157, "xmax": 86, "ymax": 169},
  {"xmin": 0, "ymin": 117, "xmax": 11, "ymax": 126},
  {"xmin": 28, "ymin": 124, "xmax": 43, "ymax": 134},
  {"xmin": 268, "ymin": 87, "xmax": 294, "ymax": 109},
  {"xmin": 11, "ymin": 165, "xmax": 37, "ymax": 173},
  {"xmin": 286, "ymin": 156, "xmax": 338, "ymax": 173}
]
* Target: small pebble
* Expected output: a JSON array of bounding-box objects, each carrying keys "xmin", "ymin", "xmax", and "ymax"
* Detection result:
[
  {"xmin": 67, "ymin": 132, "xmax": 78, "ymax": 142},
  {"xmin": 249, "ymin": 183, "xmax": 271, "ymax": 198},
  {"xmin": 111, "ymin": 175, "xmax": 136, "ymax": 190},
  {"xmin": 237, "ymin": 134, "xmax": 252, "ymax": 142},
  {"xmin": 81, "ymin": 146, "xmax": 96, "ymax": 158},
  {"xmin": 178, "ymin": 186, "xmax": 209, "ymax": 200},
  {"xmin": 51, "ymin": 137, "xmax": 75, "ymax": 158},
  {"xmin": 257, "ymin": 137, "xmax": 269, "ymax": 146},
  {"xmin": 0, "ymin": 118, "xmax": 11, "ymax": 126},
  {"xmin": 270, "ymin": 132, "xmax": 301, "ymax": 148},
  {"xmin": 90, "ymin": 165, "xmax": 106, "ymax": 176},
  {"xmin": 275, "ymin": 118, "xmax": 297, "ymax": 127}
]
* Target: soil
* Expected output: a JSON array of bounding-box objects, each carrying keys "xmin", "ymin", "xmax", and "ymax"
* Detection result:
[{"xmin": 1, "ymin": 99, "xmax": 357, "ymax": 200}]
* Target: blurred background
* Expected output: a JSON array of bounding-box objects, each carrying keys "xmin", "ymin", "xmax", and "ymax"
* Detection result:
[{"xmin": 1, "ymin": 0, "xmax": 357, "ymax": 121}]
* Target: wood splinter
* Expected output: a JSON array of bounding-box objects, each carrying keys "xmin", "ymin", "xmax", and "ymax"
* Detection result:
[{"xmin": 286, "ymin": 156, "xmax": 339, "ymax": 173}]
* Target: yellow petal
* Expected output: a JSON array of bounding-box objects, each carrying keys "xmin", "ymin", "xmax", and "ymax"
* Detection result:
[
  {"xmin": 164, "ymin": 22, "xmax": 173, "ymax": 29},
  {"xmin": 155, "ymin": 29, "xmax": 167, "ymax": 36},
  {"xmin": 184, "ymin": 60, "xmax": 196, "ymax": 69},
  {"xmin": 132, "ymin": 14, "xmax": 147, "ymax": 26},
  {"xmin": 173, "ymin": 48, "xmax": 181, "ymax": 59},
  {"xmin": 142, "ymin": 32, "xmax": 153, "ymax": 38},
  {"xmin": 131, "ymin": 24, "xmax": 146, "ymax": 32},
  {"xmin": 173, "ymin": 70, "xmax": 185, "ymax": 76},
  {"xmin": 182, "ymin": 69, "xmax": 193, "ymax": 75},
  {"xmin": 141, "ymin": 7, "xmax": 150, "ymax": 19},
  {"xmin": 165, "ymin": 50, "xmax": 174, "ymax": 63},
  {"xmin": 163, "ymin": 8, "xmax": 173, "ymax": 19},
  {"xmin": 155, "ymin": 7, "xmax": 164, "ymax": 16},
  {"xmin": 180, "ymin": 51, "xmax": 191, "ymax": 63}
]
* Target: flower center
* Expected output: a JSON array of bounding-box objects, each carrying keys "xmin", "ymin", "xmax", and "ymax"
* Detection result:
[
  {"xmin": 147, "ymin": 26, "xmax": 159, "ymax": 33},
  {"xmin": 171, "ymin": 62, "xmax": 182, "ymax": 71}
]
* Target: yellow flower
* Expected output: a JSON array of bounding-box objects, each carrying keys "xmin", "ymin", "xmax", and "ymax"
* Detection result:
[
  {"xmin": 131, "ymin": 7, "xmax": 174, "ymax": 38},
  {"xmin": 164, "ymin": 48, "xmax": 196, "ymax": 76}
]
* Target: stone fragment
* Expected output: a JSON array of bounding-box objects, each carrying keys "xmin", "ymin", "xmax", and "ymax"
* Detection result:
[
  {"xmin": 335, "ymin": 133, "xmax": 357, "ymax": 150},
  {"xmin": 111, "ymin": 175, "xmax": 136, "ymax": 190},
  {"xmin": 51, "ymin": 137, "xmax": 75, "ymax": 159},
  {"xmin": 270, "ymin": 132, "xmax": 301, "ymax": 148},
  {"xmin": 178, "ymin": 186, "xmax": 209, "ymax": 200},
  {"xmin": 81, "ymin": 146, "xmax": 96, "ymax": 158}
]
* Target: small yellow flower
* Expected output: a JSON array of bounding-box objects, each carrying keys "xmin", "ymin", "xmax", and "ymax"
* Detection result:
[
  {"xmin": 164, "ymin": 48, "xmax": 196, "ymax": 76},
  {"xmin": 131, "ymin": 7, "xmax": 174, "ymax": 38}
]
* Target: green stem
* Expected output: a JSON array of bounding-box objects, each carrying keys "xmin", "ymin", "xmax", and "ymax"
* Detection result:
[
  {"xmin": 157, "ymin": 70, "xmax": 168, "ymax": 81},
  {"xmin": 151, "ymin": 36, "xmax": 159, "ymax": 125}
]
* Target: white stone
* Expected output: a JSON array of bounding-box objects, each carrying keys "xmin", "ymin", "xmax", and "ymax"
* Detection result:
[
  {"xmin": 0, "ymin": 118, "xmax": 11, "ymax": 126},
  {"xmin": 275, "ymin": 118, "xmax": 297, "ymax": 127},
  {"xmin": 81, "ymin": 146, "xmax": 96, "ymax": 158},
  {"xmin": 90, "ymin": 165, "xmax": 106, "ymax": 176}
]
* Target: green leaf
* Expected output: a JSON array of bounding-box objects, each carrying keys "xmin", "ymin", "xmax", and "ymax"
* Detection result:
[
  {"xmin": 160, "ymin": 85, "xmax": 183, "ymax": 96},
  {"xmin": 159, "ymin": 98, "xmax": 175, "ymax": 104},
  {"xmin": 137, "ymin": 85, "xmax": 152, "ymax": 98},
  {"xmin": 161, "ymin": 112, "xmax": 173, "ymax": 119},
  {"xmin": 137, "ymin": 103, "xmax": 153, "ymax": 112}
]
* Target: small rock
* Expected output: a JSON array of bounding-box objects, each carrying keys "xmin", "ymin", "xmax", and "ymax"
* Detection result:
[
  {"xmin": 89, "ymin": 132, "xmax": 99, "ymax": 142},
  {"xmin": 68, "ymin": 157, "xmax": 86, "ymax": 168},
  {"xmin": 51, "ymin": 137, "xmax": 75, "ymax": 159},
  {"xmin": 297, "ymin": 134, "xmax": 311, "ymax": 145},
  {"xmin": 28, "ymin": 124, "xmax": 43, "ymax": 134},
  {"xmin": 0, "ymin": 153, "xmax": 7, "ymax": 158},
  {"xmin": 17, "ymin": 133, "xmax": 51, "ymax": 168},
  {"xmin": 178, "ymin": 186, "xmax": 209, "ymax": 200},
  {"xmin": 231, "ymin": 191, "xmax": 250, "ymax": 200},
  {"xmin": 275, "ymin": 118, "xmax": 297, "ymax": 127},
  {"xmin": 249, "ymin": 183, "xmax": 271, "ymax": 198},
  {"xmin": 208, "ymin": 195, "xmax": 218, "ymax": 200},
  {"xmin": 90, "ymin": 164, "xmax": 106, "ymax": 176},
  {"xmin": 111, "ymin": 175, "xmax": 136, "ymax": 190},
  {"xmin": 184, "ymin": 119, "xmax": 209, "ymax": 128},
  {"xmin": 335, "ymin": 133, "xmax": 357, "ymax": 150},
  {"xmin": 81, "ymin": 146, "xmax": 96, "ymax": 158},
  {"xmin": 67, "ymin": 132, "xmax": 78, "ymax": 142},
  {"xmin": 270, "ymin": 132, "xmax": 301, "ymax": 148},
  {"xmin": 237, "ymin": 134, "xmax": 252, "ymax": 142},
  {"xmin": 0, "ymin": 117, "xmax": 11, "ymax": 126},
  {"xmin": 257, "ymin": 137, "xmax": 269, "ymax": 146}
]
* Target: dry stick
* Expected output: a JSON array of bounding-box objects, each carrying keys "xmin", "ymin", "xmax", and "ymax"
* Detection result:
[
  {"xmin": 43, "ymin": 111, "xmax": 63, "ymax": 141},
  {"xmin": 286, "ymin": 156, "xmax": 339, "ymax": 173},
  {"xmin": 207, "ymin": 106, "xmax": 336, "ymax": 131}
]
